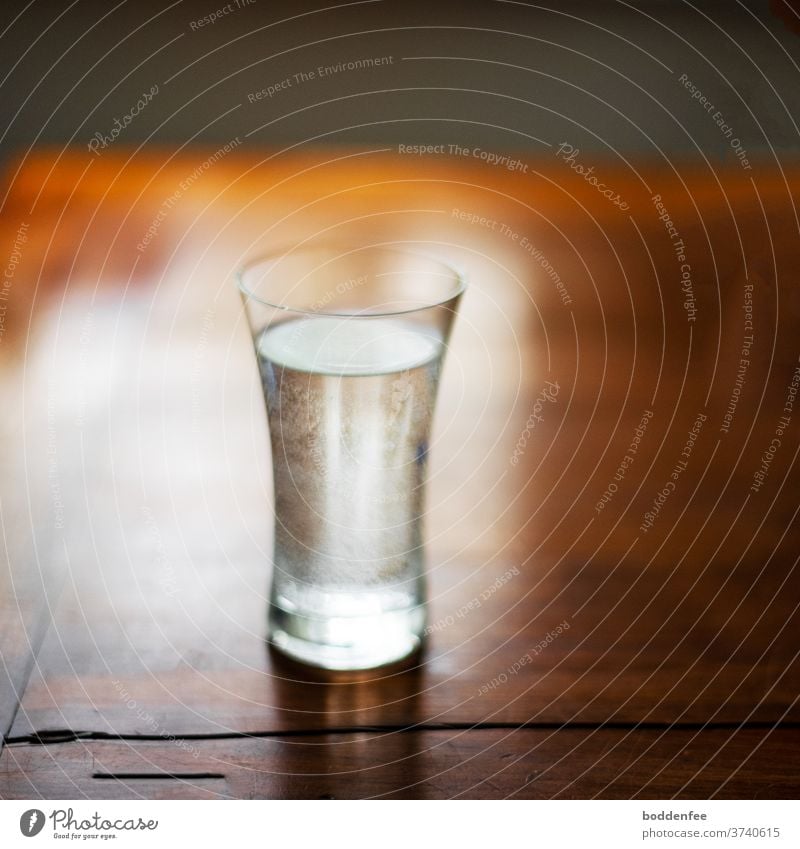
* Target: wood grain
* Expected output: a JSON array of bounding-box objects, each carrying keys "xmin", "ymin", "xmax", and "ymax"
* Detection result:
[
  {"xmin": 1, "ymin": 727, "xmax": 797, "ymax": 799},
  {"xmin": 1, "ymin": 149, "xmax": 798, "ymax": 796}
]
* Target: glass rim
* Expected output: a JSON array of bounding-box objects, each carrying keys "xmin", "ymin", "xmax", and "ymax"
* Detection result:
[{"xmin": 236, "ymin": 242, "xmax": 467, "ymax": 318}]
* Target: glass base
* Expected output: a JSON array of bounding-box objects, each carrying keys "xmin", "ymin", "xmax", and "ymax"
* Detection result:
[{"xmin": 268, "ymin": 600, "xmax": 425, "ymax": 671}]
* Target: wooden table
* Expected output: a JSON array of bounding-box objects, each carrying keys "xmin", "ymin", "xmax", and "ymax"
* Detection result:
[{"xmin": 1, "ymin": 149, "xmax": 798, "ymax": 798}]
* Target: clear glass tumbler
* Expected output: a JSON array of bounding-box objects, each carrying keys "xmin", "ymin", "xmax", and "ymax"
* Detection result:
[{"xmin": 238, "ymin": 244, "xmax": 465, "ymax": 670}]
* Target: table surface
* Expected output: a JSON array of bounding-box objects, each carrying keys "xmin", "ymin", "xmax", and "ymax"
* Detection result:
[{"xmin": 0, "ymin": 149, "xmax": 798, "ymax": 799}]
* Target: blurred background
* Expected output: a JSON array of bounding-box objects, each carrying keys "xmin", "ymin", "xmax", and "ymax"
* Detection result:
[
  {"xmin": 2, "ymin": 0, "xmax": 800, "ymax": 801},
  {"xmin": 1, "ymin": 0, "xmax": 799, "ymax": 166}
]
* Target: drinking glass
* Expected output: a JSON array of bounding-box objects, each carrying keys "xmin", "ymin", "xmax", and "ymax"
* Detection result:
[{"xmin": 238, "ymin": 243, "xmax": 465, "ymax": 670}]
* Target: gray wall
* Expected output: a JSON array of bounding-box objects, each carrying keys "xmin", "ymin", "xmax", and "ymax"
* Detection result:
[{"xmin": 1, "ymin": 0, "xmax": 798, "ymax": 166}]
